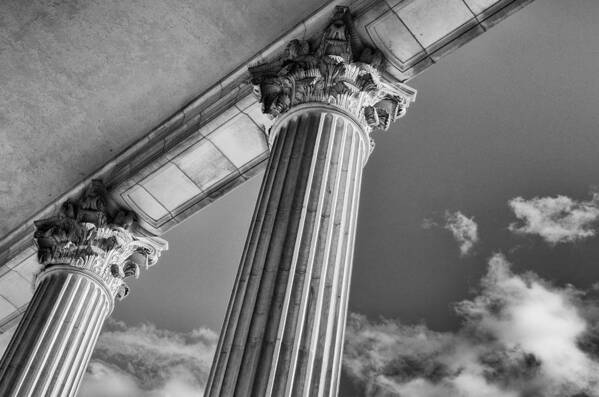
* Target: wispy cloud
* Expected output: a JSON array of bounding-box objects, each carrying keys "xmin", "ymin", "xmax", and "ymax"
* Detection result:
[
  {"xmin": 509, "ymin": 194, "xmax": 599, "ymax": 244},
  {"xmin": 444, "ymin": 211, "xmax": 479, "ymax": 256},
  {"xmin": 80, "ymin": 320, "xmax": 218, "ymax": 397},
  {"xmin": 344, "ymin": 254, "xmax": 599, "ymax": 397},
  {"xmin": 421, "ymin": 218, "xmax": 438, "ymax": 230}
]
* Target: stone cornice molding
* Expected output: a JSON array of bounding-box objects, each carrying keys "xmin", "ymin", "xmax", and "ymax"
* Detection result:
[{"xmin": 33, "ymin": 180, "xmax": 167, "ymax": 301}]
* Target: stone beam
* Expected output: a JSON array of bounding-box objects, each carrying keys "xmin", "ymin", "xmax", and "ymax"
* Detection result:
[
  {"xmin": 109, "ymin": 0, "xmax": 534, "ymax": 236},
  {"xmin": 0, "ymin": 0, "xmax": 534, "ymax": 340}
]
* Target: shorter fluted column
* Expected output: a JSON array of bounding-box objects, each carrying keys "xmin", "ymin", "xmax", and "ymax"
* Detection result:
[
  {"xmin": 0, "ymin": 266, "xmax": 112, "ymax": 397},
  {"xmin": 0, "ymin": 180, "xmax": 167, "ymax": 397}
]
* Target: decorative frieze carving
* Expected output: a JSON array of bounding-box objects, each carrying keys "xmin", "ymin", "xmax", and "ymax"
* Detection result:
[
  {"xmin": 33, "ymin": 180, "xmax": 167, "ymax": 300},
  {"xmin": 249, "ymin": 6, "xmax": 416, "ymax": 140}
]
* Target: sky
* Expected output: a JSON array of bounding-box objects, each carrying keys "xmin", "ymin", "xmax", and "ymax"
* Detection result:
[{"xmin": 4, "ymin": 0, "xmax": 599, "ymax": 396}]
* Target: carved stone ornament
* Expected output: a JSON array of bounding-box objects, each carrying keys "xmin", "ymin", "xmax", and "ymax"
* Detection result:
[
  {"xmin": 33, "ymin": 180, "xmax": 168, "ymax": 300},
  {"xmin": 249, "ymin": 6, "xmax": 416, "ymax": 141}
]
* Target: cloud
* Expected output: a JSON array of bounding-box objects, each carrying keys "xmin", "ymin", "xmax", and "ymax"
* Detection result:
[
  {"xmin": 80, "ymin": 320, "xmax": 218, "ymax": 397},
  {"xmin": 421, "ymin": 218, "xmax": 438, "ymax": 230},
  {"xmin": 444, "ymin": 211, "xmax": 479, "ymax": 256},
  {"xmin": 344, "ymin": 254, "xmax": 599, "ymax": 397},
  {"xmin": 508, "ymin": 194, "xmax": 599, "ymax": 244}
]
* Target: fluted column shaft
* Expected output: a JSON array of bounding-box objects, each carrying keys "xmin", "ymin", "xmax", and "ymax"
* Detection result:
[
  {"xmin": 207, "ymin": 104, "xmax": 368, "ymax": 397},
  {"xmin": 0, "ymin": 266, "xmax": 112, "ymax": 397}
]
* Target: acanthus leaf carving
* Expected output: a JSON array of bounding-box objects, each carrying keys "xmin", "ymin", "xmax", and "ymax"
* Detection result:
[
  {"xmin": 33, "ymin": 180, "xmax": 168, "ymax": 300},
  {"xmin": 249, "ymin": 6, "xmax": 416, "ymax": 144}
]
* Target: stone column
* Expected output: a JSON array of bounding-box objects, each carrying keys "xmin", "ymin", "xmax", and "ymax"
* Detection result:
[
  {"xmin": 206, "ymin": 7, "xmax": 415, "ymax": 397},
  {"xmin": 0, "ymin": 180, "xmax": 167, "ymax": 397}
]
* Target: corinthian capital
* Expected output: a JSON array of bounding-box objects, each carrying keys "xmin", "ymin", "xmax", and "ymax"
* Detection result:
[
  {"xmin": 33, "ymin": 180, "xmax": 167, "ymax": 300},
  {"xmin": 249, "ymin": 6, "xmax": 416, "ymax": 134}
]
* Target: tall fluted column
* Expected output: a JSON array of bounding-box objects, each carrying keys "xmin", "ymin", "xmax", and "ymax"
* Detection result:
[
  {"xmin": 206, "ymin": 7, "xmax": 415, "ymax": 397},
  {"xmin": 0, "ymin": 180, "xmax": 167, "ymax": 397}
]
